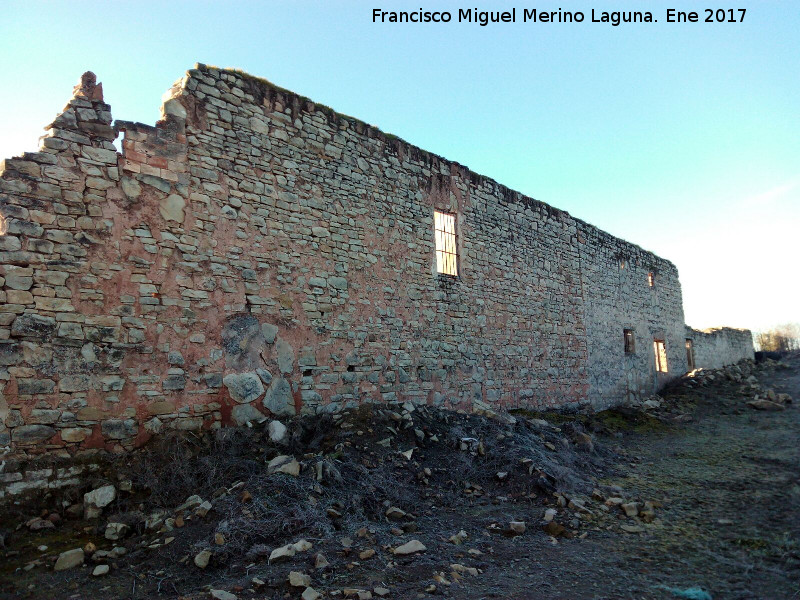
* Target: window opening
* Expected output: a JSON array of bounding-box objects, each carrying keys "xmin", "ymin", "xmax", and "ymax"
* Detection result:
[
  {"xmin": 434, "ymin": 210, "xmax": 458, "ymax": 276},
  {"xmin": 654, "ymin": 339, "xmax": 668, "ymax": 373},
  {"xmin": 624, "ymin": 329, "xmax": 635, "ymax": 354},
  {"xmin": 685, "ymin": 339, "xmax": 695, "ymax": 371}
]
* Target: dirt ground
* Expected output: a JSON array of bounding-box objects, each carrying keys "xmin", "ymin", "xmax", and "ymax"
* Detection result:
[
  {"xmin": 1, "ymin": 354, "xmax": 798, "ymax": 600},
  {"xmin": 472, "ymin": 355, "xmax": 800, "ymax": 600}
]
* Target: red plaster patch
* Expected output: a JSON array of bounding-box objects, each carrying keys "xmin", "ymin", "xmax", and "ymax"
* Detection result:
[
  {"xmin": 217, "ymin": 387, "xmax": 234, "ymax": 426},
  {"xmin": 82, "ymin": 425, "xmax": 105, "ymax": 450}
]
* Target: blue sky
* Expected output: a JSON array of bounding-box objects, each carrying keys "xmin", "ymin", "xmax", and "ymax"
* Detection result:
[{"xmin": 1, "ymin": 1, "xmax": 798, "ymax": 331}]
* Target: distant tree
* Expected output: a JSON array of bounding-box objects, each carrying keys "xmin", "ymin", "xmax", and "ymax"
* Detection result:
[{"xmin": 754, "ymin": 323, "xmax": 800, "ymax": 352}]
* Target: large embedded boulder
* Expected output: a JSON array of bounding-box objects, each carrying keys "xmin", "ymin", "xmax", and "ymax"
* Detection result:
[
  {"xmin": 221, "ymin": 314, "xmax": 265, "ymax": 371},
  {"xmin": 223, "ymin": 372, "xmax": 264, "ymax": 404},
  {"xmin": 263, "ymin": 377, "xmax": 295, "ymax": 416}
]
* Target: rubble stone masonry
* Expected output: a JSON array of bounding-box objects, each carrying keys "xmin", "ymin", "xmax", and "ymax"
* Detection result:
[
  {"xmin": 0, "ymin": 65, "xmax": 750, "ymax": 470},
  {"xmin": 687, "ymin": 326, "xmax": 755, "ymax": 371}
]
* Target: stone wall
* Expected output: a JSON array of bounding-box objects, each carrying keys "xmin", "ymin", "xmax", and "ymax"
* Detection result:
[
  {"xmin": 0, "ymin": 65, "xmax": 693, "ymax": 465},
  {"xmin": 579, "ymin": 225, "xmax": 687, "ymax": 409},
  {"xmin": 0, "ymin": 455, "xmax": 105, "ymax": 502},
  {"xmin": 687, "ymin": 326, "xmax": 754, "ymax": 371}
]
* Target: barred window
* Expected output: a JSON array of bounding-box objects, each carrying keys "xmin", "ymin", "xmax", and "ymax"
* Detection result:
[
  {"xmin": 653, "ymin": 339, "xmax": 668, "ymax": 373},
  {"xmin": 434, "ymin": 210, "xmax": 458, "ymax": 276},
  {"xmin": 648, "ymin": 271, "xmax": 655, "ymax": 287}
]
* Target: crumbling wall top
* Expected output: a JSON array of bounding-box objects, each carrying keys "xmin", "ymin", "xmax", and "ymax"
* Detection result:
[{"xmin": 188, "ymin": 63, "xmax": 677, "ymax": 273}]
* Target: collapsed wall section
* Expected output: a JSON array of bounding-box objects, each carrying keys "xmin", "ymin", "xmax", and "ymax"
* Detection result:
[
  {"xmin": 0, "ymin": 65, "xmax": 690, "ymax": 474},
  {"xmin": 687, "ymin": 326, "xmax": 754, "ymax": 370},
  {"xmin": 0, "ymin": 73, "xmax": 131, "ymax": 458}
]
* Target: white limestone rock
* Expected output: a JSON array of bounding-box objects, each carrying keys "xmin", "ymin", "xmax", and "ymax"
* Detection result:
[
  {"xmin": 393, "ymin": 539, "xmax": 426, "ymax": 555},
  {"xmin": 54, "ymin": 548, "xmax": 84, "ymax": 571},
  {"xmin": 84, "ymin": 484, "xmax": 116, "ymax": 519},
  {"xmin": 159, "ymin": 194, "xmax": 185, "ymax": 223},
  {"xmin": 268, "ymin": 455, "xmax": 300, "ymax": 476},
  {"xmin": 268, "ymin": 420, "xmax": 288, "ymax": 443}
]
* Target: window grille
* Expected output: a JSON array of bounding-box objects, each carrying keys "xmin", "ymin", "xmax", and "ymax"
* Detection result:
[{"xmin": 434, "ymin": 210, "xmax": 458, "ymax": 276}]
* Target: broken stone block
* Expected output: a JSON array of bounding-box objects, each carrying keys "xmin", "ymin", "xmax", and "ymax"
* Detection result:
[
  {"xmin": 289, "ymin": 571, "xmax": 312, "ymax": 587},
  {"xmin": 314, "ymin": 553, "xmax": 330, "ymax": 569},
  {"xmin": 269, "ymin": 543, "xmax": 295, "ymax": 563},
  {"xmin": 292, "ymin": 540, "xmax": 312, "ymax": 554},
  {"xmin": 621, "ymin": 503, "xmax": 639, "ymax": 517},
  {"xmin": 84, "ymin": 484, "xmax": 116, "ymax": 518},
  {"xmin": 385, "ymin": 506, "xmax": 406, "ymax": 520},
  {"xmin": 268, "ymin": 419, "xmax": 287, "ymax": 443},
  {"xmin": 54, "ymin": 548, "xmax": 84, "ymax": 571},
  {"xmin": 105, "ymin": 522, "xmax": 129, "ymax": 540},
  {"xmin": 543, "ymin": 521, "xmax": 566, "ymax": 537},
  {"xmin": 231, "ymin": 403, "xmax": 264, "ymax": 426},
  {"xmin": 92, "ymin": 564, "xmax": 110, "ymax": 576},
  {"xmin": 162, "ymin": 98, "xmax": 187, "ymax": 120},
  {"xmin": 449, "ymin": 530, "xmax": 468, "ymax": 544},
  {"xmin": 393, "ymin": 539, "xmax": 426, "ymax": 555},
  {"xmin": 194, "ymin": 549, "xmax": 212, "ymax": 569},
  {"xmin": 302, "ymin": 588, "xmax": 322, "ymax": 600},
  {"xmin": 509, "ymin": 520, "xmax": 526, "ymax": 534},
  {"xmin": 268, "ymin": 455, "xmax": 300, "ymax": 476}
]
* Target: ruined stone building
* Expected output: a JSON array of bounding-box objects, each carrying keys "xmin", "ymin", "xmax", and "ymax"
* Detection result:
[{"xmin": 0, "ymin": 66, "xmax": 754, "ymax": 476}]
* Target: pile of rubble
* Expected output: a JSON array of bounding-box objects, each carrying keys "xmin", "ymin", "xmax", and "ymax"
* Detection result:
[
  {"xmin": 1, "ymin": 400, "xmax": 628, "ymax": 599},
  {"xmin": 7, "ymin": 356, "xmax": 790, "ymax": 599},
  {"xmin": 687, "ymin": 358, "xmax": 792, "ymax": 410},
  {"xmin": 630, "ymin": 358, "xmax": 794, "ymax": 416}
]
